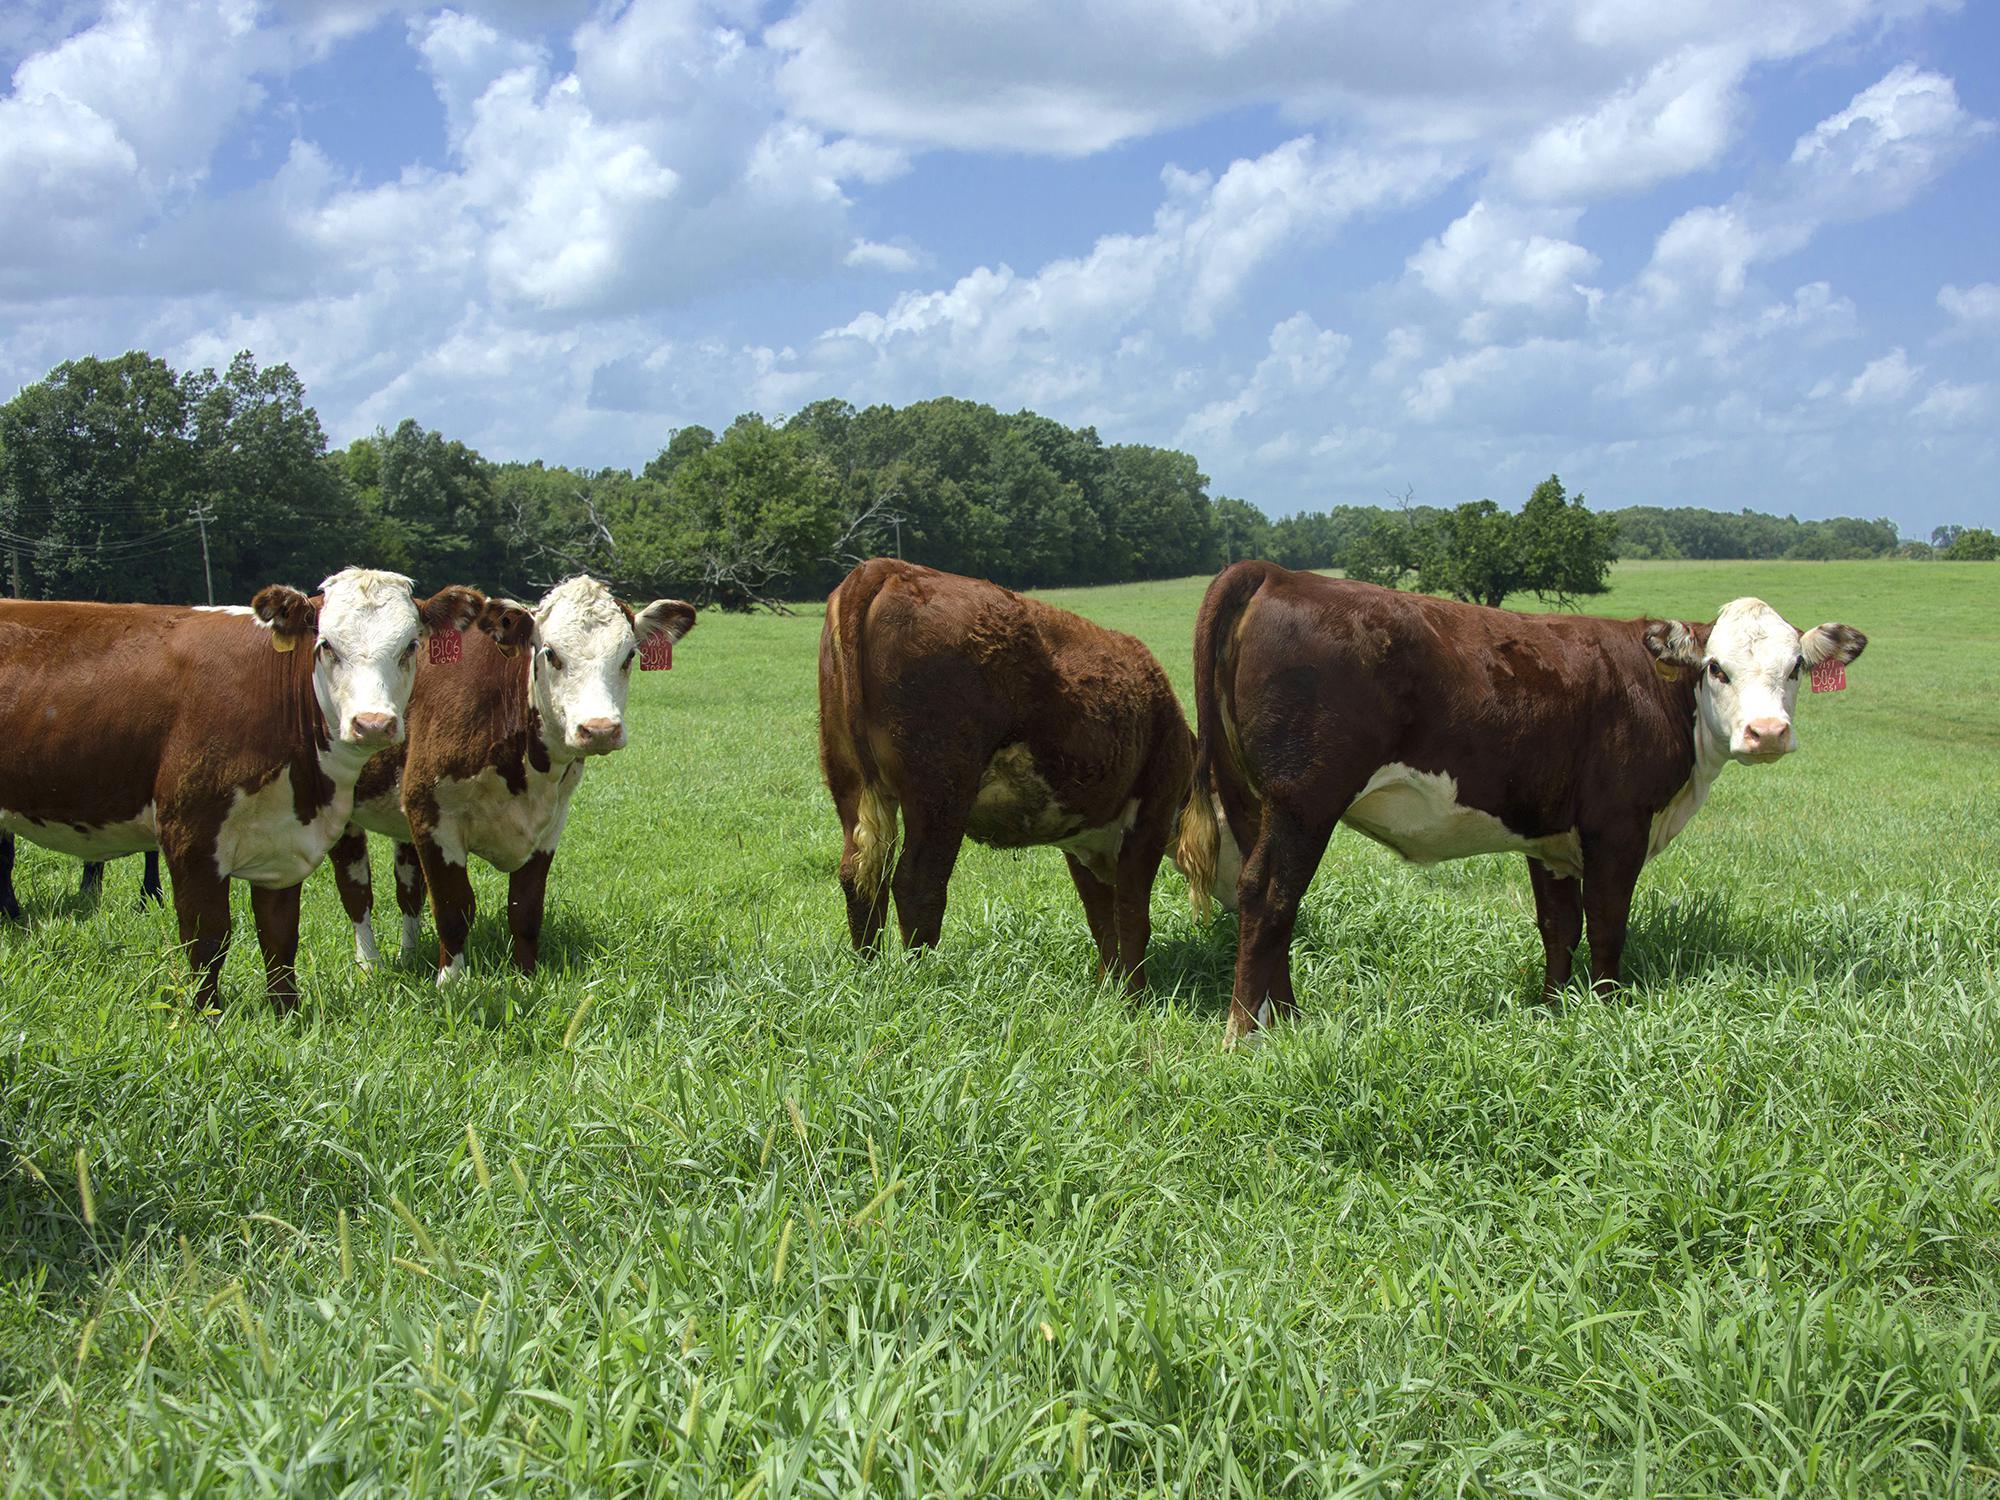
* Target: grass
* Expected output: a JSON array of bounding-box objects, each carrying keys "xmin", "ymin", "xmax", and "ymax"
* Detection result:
[{"xmin": 2, "ymin": 558, "xmax": 1997, "ymax": 1497}]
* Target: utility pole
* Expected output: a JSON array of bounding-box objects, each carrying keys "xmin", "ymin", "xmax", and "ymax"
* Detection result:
[{"xmin": 189, "ymin": 501, "xmax": 214, "ymax": 604}]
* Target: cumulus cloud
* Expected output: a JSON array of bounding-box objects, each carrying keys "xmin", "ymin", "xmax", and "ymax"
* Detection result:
[
  {"xmin": 1938, "ymin": 281, "xmax": 2000, "ymax": 332},
  {"xmin": 1843, "ymin": 347, "xmax": 1919, "ymax": 404}
]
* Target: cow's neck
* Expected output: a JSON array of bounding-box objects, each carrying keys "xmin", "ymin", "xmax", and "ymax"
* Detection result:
[{"xmin": 1646, "ymin": 678, "xmax": 1728, "ymax": 863}]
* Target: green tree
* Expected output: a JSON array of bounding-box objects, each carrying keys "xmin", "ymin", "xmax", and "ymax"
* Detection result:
[
  {"xmin": 1943, "ymin": 527, "xmax": 2000, "ymax": 561},
  {"xmin": 0, "ymin": 352, "xmax": 199, "ymax": 600},
  {"xmin": 1100, "ymin": 444, "xmax": 1217, "ymax": 580},
  {"xmin": 1414, "ymin": 499, "xmax": 1520, "ymax": 607},
  {"xmin": 1210, "ymin": 497, "xmax": 1271, "ymax": 564},
  {"xmin": 1513, "ymin": 474, "xmax": 1618, "ymax": 606},
  {"xmin": 642, "ymin": 425, "xmax": 716, "ymax": 486}
]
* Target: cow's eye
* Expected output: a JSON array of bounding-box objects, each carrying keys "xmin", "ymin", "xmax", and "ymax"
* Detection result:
[
  {"xmin": 1706, "ymin": 660, "xmax": 1730, "ymax": 685},
  {"xmin": 544, "ymin": 648, "xmax": 564, "ymax": 672},
  {"xmin": 317, "ymin": 641, "xmax": 340, "ymax": 664},
  {"xmin": 400, "ymin": 641, "xmax": 417, "ymax": 661},
  {"xmin": 1788, "ymin": 656, "xmax": 1803, "ymax": 680},
  {"xmin": 621, "ymin": 649, "xmax": 637, "ymax": 671}
]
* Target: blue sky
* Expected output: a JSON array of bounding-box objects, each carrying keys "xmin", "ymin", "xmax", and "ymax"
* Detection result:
[{"xmin": 2, "ymin": 1, "xmax": 1995, "ymax": 535}]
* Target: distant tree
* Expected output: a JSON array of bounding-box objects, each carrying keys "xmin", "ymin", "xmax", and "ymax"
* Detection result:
[
  {"xmin": 1894, "ymin": 539, "xmax": 1936, "ymax": 560},
  {"xmin": 1513, "ymin": 474, "xmax": 1618, "ymax": 606},
  {"xmin": 642, "ymin": 425, "xmax": 716, "ymax": 486},
  {"xmin": 1942, "ymin": 527, "xmax": 2000, "ymax": 561},
  {"xmin": 1413, "ymin": 498, "xmax": 1520, "ymax": 607},
  {"xmin": 1210, "ymin": 496, "xmax": 1271, "ymax": 565},
  {"xmin": 1931, "ymin": 524, "xmax": 1964, "ymax": 550},
  {"xmin": 1100, "ymin": 444, "xmax": 1217, "ymax": 580},
  {"xmin": 1340, "ymin": 512, "xmax": 1419, "ymax": 587}
]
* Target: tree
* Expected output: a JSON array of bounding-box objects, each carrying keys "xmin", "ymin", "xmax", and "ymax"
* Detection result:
[
  {"xmin": 1942, "ymin": 527, "xmax": 2000, "ymax": 561},
  {"xmin": 643, "ymin": 425, "xmax": 716, "ymax": 486},
  {"xmin": 1413, "ymin": 499, "xmax": 1519, "ymax": 607},
  {"xmin": 1513, "ymin": 474, "xmax": 1618, "ymax": 606},
  {"xmin": 1932, "ymin": 524, "xmax": 1964, "ymax": 550},
  {"xmin": 1100, "ymin": 444, "xmax": 1217, "ymax": 580},
  {"xmin": 0, "ymin": 352, "xmax": 200, "ymax": 600},
  {"xmin": 1210, "ymin": 497, "xmax": 1271, "ymax": 564}
]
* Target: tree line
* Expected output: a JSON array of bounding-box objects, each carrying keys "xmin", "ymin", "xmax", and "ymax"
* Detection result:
[{"xmin": 0, "ymin": 350, "xmax": 1989, "ymax": 613}]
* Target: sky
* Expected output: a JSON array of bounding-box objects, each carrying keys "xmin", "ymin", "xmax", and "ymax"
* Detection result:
[{"xmin": 2, "ymin": 1, "xmax": 1996, "ymax": 535}]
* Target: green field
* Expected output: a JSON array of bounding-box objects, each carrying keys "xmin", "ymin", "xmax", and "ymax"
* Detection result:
[{"xmin": 4, "ymin": 560, "xmax": 1998, "ymax": 1497}]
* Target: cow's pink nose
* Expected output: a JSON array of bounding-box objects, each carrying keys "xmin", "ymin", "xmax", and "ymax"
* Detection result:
[
  {"xmin": 1741, "ymin": 718, "xmax": 1790, "ymax": 754},
  {"xmin": 575, "ymin": 717, "xmax": 624, "ymax": 750},
  {"xmin": 350, "ymin": 713, "xmax": 399, "ymax": 744}
]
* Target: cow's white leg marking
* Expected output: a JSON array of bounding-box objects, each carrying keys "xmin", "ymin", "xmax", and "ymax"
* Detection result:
[
  {"xmin": 436, "ymin": 950, "xmax": 465, "ymax": 988},
  {"xmin": 399, "ymin": 914, "xmax": 423, "ymax": 963},
  {"xmin": 353, "ymin": 915, "xmax": 380, "ymax": 969}
]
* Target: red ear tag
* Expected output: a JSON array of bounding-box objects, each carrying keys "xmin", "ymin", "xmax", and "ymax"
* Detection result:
[
  {"xmin": 640, "ymin": 634, "xmax": 673, "ymax": 671},
  {"xmin": 428, "ymin": 626, "xmax": 463, "ymax": 665},
  {"xmin": 1809, "ymin": 659, "xmax": 1846, "ymax": 694}
]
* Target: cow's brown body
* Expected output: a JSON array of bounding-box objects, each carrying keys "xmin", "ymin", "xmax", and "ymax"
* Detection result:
[
  {"xmin": 1179, "ymin": 562, "xmax": 1864, "ymax": 1042},
  {"xmin": 0, "ymin": 601, "xmax": 398, "ymax": 1009},
  {"xmin": 819, "ymin": 559, "xmax": 1193, "ymax": 987}
]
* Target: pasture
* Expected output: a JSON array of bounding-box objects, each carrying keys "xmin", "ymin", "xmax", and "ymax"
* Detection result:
[{"xmin": 3, "ymin": 559, "xmax": 1998, "ymax": 1497}]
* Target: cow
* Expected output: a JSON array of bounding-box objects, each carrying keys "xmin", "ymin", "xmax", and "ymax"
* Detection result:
[
  {"xmin": 818, "ymin": 558, "xmax": 1194, "ymax": 990},
  {"xmin": 0, "ymin": 570, "xmax": 487, "ymax": 1010},
  {"xmin": 0, "ymin": 842, "xmax": 161, "ymax": 918},
  {"xmin": 324, "ymin": 575, "xmax": 697, "ymax": 983},
  {"xmin": 1176, "ymin": 562, "xmax": 1867, "ymax": 1044}
]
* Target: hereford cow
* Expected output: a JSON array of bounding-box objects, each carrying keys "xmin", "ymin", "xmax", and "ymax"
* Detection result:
[
  {"xmin": 325, "ymin": 576, "xmax": 696, "ymax": 983},
  {"xmin": 819, "ymin": 559, "xmax": 1193, "ymax": 989},
  {"xmin": 0, "ymin": 842, "xmax": 161, "ymax": 918},
  {"xmin": 1177, "ymin": 563, "xmax": 1867, "ymax": 1044},
  {"xmin": 0, "ymin": 571, "xmax": 487, "ymax": 1010}
]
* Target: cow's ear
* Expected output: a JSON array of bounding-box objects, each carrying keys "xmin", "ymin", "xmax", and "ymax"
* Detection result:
[
  {"xmin": 632, "ymin": 599, "xmax": 697, "ymax": 644},
  {"xmin": 475, "ymin": 598, "xmax": 537, "ymax": 656},
  {"xmin": 418, "ymin": 586, "xmax": 486, "ymax": 636},
  {"xmin": 1642, "ymin": 618, "xmax": 1704, "ymax": 673},
  {"xmin": 1800, "ymin": 622, "xmax": 1866, "ymax": 667},
  {"xmin": 252, "ymin": 585, "xmax": 317, "ymax": 651}
]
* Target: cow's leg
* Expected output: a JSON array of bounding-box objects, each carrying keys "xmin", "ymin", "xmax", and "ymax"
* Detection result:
[
  {"xmin": 328, "ymin": 828, "xmax": 380, "ymax": 968},
  {"xmin": 249, "ymin": 882, "xmax": 303, "ymax": 1015},
  {"xmin": 392, "ymin": 841, "xmax": 427, "ymax": 963},
  {"xmin": 79, "ymin": 861, "xmax": 105, "ymax": 899},
  {"xmin": 831, "ymin": 779, "xmax": 893, "ymax": 954},
  {"xmin": 0, "ymin": 834, "xmax": 21, "ymax": 923},
  {"xmin": 414, "ymin": 836, "xmax": 476, "ymax": 985},
  {"xmin": 165, "ymin": 854, "xmax": 232, "ymax": 1011},
  {"xmin": 1581, "ymin": 832, "xmax": 1647, "ymax": 995},
  {"xmin": 506, "ymin": 851, "xmax": 552, "ymax": 976},
  {"xmin": 139, "ymin": 851, "xmax": 164, "ymax": 907},
  {"xmin": 1228, "ymin": 804, "xmax": 1337, "ymax": 1046},
  {"xmin": 1527, "ymin": 857, "xmax": 1584, "ymax": 1001},
  {"xmin": 891, "ymin": 795, "xmax": 972, "ymax": 951},
  {"xmin": 1063, "ymin": 853, "xmax": 1120, "ymax": 979}
]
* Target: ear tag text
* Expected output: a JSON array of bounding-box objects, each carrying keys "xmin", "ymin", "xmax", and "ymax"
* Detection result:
[
  {"xmin": 1809, "ymin": 659, "xmax": 1846, "ymax": 694},
  {"xmin": 428, "ymin": 626, "xmax": 462, "ymax": 666},
  {"xmin": 641, "ymin": 635, "xmax": 673, "ymax": 671}
]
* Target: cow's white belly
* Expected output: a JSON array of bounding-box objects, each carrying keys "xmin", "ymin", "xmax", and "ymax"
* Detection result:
[
  {"xmin": 431, "ymin": 763, "xmax": 580, "ymax": 872},
  {"xmin": 1055, "ymin": 797, "xmax": 1140, "ymax": 884},
  {"xmin": 213, "ymin": 762, "xmax": 355, "ymax": 886},
  {"xmin": 351, "ymin": 783, "xmax": 412, "ymax": 841},
  {"xmin": 1342, "ymin": 763, "xmax": 1583, "ymax": 880},
  {"xmin": 0, "ymin": 804, "xmax": 158, "ymax": 859}
]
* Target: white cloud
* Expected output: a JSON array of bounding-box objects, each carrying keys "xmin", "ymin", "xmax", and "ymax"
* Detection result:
[
  {"xmin": 1938, "ymin": 281, "xmax": 2000, "ymax": 330},
  {"xmin": 1503, "ymin": 44, "xmax": 1744, "ymax": 200},
  {"xmin": 1911, "ymin": 380, "xmax": 1988, "ymax": 424},
  {"xmin": 1639, "ymin": 64, "xmax": 1989, "ymax": 308},
  {"xmin": 1406, "ymin": 201, "xmax": 1600, "ymax": 326},
  {"xmin": 844, "ymin": 238, "xmax": 917, "ymax": 272},
  {"xmin": 1843, "ymin": 348, "xmax": 1919, "ymax": 405}
]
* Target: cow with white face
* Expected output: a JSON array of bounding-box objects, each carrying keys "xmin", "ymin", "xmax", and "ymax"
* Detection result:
[
  {"xmin": 0, "ymin": 568, "xmax": 486, "ymax": 1010},
  {"xmin": 1178, "ymin": 564, "xmax": 1870, "ymax": 1043},
  {"xmin": 1645, "ymin": 598, "xmax": 1867, "ymax": 765},
  {"xmin": 328, "ymin": 575, "xmax": 697, "ymax": 983}
]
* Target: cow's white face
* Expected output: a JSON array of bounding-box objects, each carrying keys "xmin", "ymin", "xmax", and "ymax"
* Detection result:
[
  {"xmin": 255, "ymin": 571, "xmax": 484, "ymax": 751},
  {"xmin": 1646, "ymin": 597, "xmax": 1866, "ymax": 765},
  {"xmin": 311, "ymin": 569, "xmax": 427, "ymax": 748},
  {"xmin": 524, "ymin": 576, "xmax": 695, "ymax": 758}
]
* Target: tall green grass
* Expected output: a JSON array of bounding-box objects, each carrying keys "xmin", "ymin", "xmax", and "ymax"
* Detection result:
[{"xmin": 3, "ymin": 560, "xmax": 1997, "ymax": 1496}]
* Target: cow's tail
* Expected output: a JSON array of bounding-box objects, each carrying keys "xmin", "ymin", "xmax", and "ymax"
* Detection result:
[
  {"xmin": 1178, "ymin": 562, "xmax": 1265, "ymax": 919},
  {"xmin": 827, "ymin": 567, "xmax": 899, "ymax": 899}
]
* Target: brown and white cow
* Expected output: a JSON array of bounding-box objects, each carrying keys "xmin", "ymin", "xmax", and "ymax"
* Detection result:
[
  {"xmin": 326, "ymin": 575, "xmax": 696, "ymax": 983},
  {"xmin": 1177, "ymin": 562, "xmax": 1867, "ymax": 1044},
  {"xmin": 819, "ymin": 558, "xmax": 1193, "ymax": 989},
  {"xmin": 0, "ymin": 570, "xmax": 486, "ymax": 1010}
]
